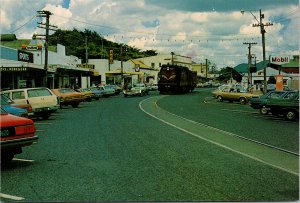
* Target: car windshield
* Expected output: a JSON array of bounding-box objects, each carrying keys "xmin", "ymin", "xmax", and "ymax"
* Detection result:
[
  {"xmin": 1, "ymin": 94, "xmax": 13, "ymax": 105},
  {"xmin": 28, "ymin": 88, "xmax": 52, "ymax": 97},
  {"xmin": 0, "ymin": 107, "xmax": 7, "ymax": 114},
  {"xmin": 59, "ymin": 88, "xmax": 76, "ymax": 93}
]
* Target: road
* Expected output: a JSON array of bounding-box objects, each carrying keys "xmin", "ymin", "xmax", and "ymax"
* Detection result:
[{"xmin": 1, "ymin": 89, "xmax": 299, "ymax": 201}]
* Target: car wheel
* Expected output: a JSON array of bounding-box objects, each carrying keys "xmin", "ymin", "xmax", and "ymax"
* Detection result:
[
  {"xmin": 72, "ymin": 103, "xmax": 79, "ymax": 108},
  {"xmin": 1, "ymin": 153, "xmax": 14, "ymax": 164},
  {"xmin": 239, "ymin": 97, "xmax": 246, "ymax": 105},
  {"xmin": 42, "ymin": 114, "xmax": 51, "ymax": 120},
  {"xmin": 285, "ymin": 110, "xmax": 297, "ymax": 121},
  {"xmin": 260, "ymin": 106, "xmax": 268, "ymax": 115},
  {"xmin": 217, "ymin": 95, "xmax": 223, "ymax": 102}
]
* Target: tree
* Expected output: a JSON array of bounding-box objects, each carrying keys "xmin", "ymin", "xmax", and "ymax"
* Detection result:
[{"xmin": 217, "ymin": 66, "xmax": 242, "ymax": 83}]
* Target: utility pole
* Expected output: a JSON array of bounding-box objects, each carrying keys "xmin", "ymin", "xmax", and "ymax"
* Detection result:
[
  {"xmin": 243, "ymin": 42, "xmax": 257, "ymax": 87},
  {"xmin": 36, "ymin": 10, "xmax": 57, "ymax": 87},
  {"xmin": 171, "ymin": 52, "xmax": 174, "ymax": 65},
  {"xmin": 85, "ymin": 36, "xmax": 88, "ymax": 64},
  {"xmin": 252, "ymin": 9, "xmax": 273, "ymax": 93},
  {"xmin": 205, "ymin": 59, "xmax": 208, "ymax": 82}
]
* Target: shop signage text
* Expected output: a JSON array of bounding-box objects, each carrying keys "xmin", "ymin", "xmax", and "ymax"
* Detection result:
[
  {"xmin": 18, "ymin": 50, "xmax": 33, "ymax": 63},
  {"xmin": 0, "ymin": 67, "xmax": 28, "ymax": 72},
  {"xmin": 270, "ymin": 56, "xmax": 290, "ymax": 65}
]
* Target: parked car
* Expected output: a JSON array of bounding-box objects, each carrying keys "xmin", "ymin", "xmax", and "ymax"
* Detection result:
[
  {"xmin": 1, "ymin": 94, "xmax": 30, "ymax": 117},
  {"xmin": 262, "ymin": 90, "xmax": 299, "ymax": 121},
  {"xmin": 106, "ymin": 85, "xmax": 122, "ymax": 95},
  {"xmin": 212, "ymin": 87, "xmax": 260, "ymax": 104},
  {"xmin": 2, "ymin": 87, "xmax": 59, "ymax": 120},
  {"xmin": 249, "ymin": 90, "xmax": 296, "ymax": 114},
  {"xmin": 97, "ymin": 85, "xmax": 115, "ymax": 97},
  {"xmin": 1, "ymin": 107, "xmax": 38, "ymax": 164},
  {"xmin": 123, "ymin": 83, "xmax": 148, "ymax": 97},
  {"xmin": 148, "ymin": 84, "xmax": 158, "ymax": 91},
  {"xmin": 88, "ymin": 87, "xmax": 103, "ymax": 100},
  {"xmin": 76, "ymin": 88, "xmax": 93, "ymax": 101},
  {"xmin": 52, "ymin": 88, "xmax": 85, "ymax": 108}
]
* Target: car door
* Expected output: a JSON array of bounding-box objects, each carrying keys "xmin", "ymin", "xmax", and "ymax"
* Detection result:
[
  {"xmin": 27, "ymin": 88, "xmax": 58, "ymax": 109},
  {"xmin": 10, "ymin": 90, "xmax": 28, "ymax": 105}
]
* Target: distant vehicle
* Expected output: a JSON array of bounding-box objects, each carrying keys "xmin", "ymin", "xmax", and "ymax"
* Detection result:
[
  {"xmin": 97, "ymin": 85, "xmax": 115, "ymax": 97},
  {"xmin": 88, "ymin": 87, "xmax": 103, "ymax": 100},
  {"xmin": 158, "ymin": 64, "xmax": 197, "ymax": 94},
  {"xmin": 249, "ymin": 90, "xmax": 295, "ymax": 114},
  {"xmin": 106, "ymin": 85, "xmax": 122, "ymax": 95},
  {"xmin": 2, "ymin": 87, "xmax": 59, "ymax": 120},
  {"xmin": 148, "ymin": 84, "xmax": 158, "ymax": 91},
  {"xmin": 212, "ymin": 87, "xmax": 261, "ymax": 104},
  {"xmin": 52, "ymin": 88, "xmax": 85, "ymax": 108},
  {"xmin": 123, "ymin": 83, "xmax": 148, "ymax": 97},
  {"xmin": 76, "ymin": 88, "xmax": 93, "ymax": 102},
  {"xmin": 1, "ymin": 108, "xmax": 38, "ymax": 164},
  {"xmin": 262, "ymin": 90, "xmax": 299, "ymax": 121},
  {"xmin": 0, "ymin": 94, "xmax": 30, "ymax": 117}
]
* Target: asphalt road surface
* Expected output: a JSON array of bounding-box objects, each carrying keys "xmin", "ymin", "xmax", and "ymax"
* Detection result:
[{"xmin": 1, "ymin": 89, "xmax": 299, "ymax": 201}]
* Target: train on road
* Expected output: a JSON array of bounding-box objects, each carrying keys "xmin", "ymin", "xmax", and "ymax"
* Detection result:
[{"xmin": 158, "ymin": 64, "xmax": 197, "ymax": 94}]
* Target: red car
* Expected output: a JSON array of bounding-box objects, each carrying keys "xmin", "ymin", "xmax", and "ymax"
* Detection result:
[{"xmin": 1, "ymin": 108, "xmax": 38, "ymax": 164}]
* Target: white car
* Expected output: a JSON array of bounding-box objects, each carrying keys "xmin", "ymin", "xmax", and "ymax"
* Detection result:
[
  {"xmin": 2, "ymin": 87, "xmax": 59, "ymax": 119},
  {"xmin": 123, "ymin": 83, "xmax": 148, "ymax": 97}
]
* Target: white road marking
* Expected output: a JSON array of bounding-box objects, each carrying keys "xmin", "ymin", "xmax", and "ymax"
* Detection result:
[
  {"xmin": 0, "ymin": 193, "xmax": 25, "ymax": 201},
  {"xmin": 139, "ymin": 97, "xmax": 299, "ymax": 176},
  {"xmin": 13, "ymin": 158, "xmax": 34, "ymax": 162}
]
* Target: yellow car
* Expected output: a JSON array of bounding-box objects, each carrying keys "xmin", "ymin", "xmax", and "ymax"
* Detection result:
[
  {"xmin": 212, "ymin": 87, "xmax": 260, "ymax": 104},
  {"xmin": 75, "ymin": 88, "xmax": 94, "ymax": 102}
]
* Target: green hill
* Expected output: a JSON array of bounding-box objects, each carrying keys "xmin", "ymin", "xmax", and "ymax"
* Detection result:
[
  {"xmin": 48, "ymin": 29, "xmax": 157, "ymax": 63},
  {"xmin": 1, "ymin": 29, "xmax": 157, "ymax": 61}
]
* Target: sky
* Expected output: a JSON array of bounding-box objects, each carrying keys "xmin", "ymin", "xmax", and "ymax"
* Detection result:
[{"xmin": 0, "ymin": 0, "xmax": 299, "ymax": 69}]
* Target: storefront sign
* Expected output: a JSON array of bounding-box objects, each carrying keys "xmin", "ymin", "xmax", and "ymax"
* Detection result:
[
  {"xmin": 0, "ymin": 67, "xmax": 28, "ymax": 72},
  {"xmin": 135, "ymin": 64, "xmax": 140, "ymax": 72},
  {"xmin": 270, "ymin": 56, "xmax": 290, "ymax": 65},
  {"xmin": 76, "ymin": 64, "xmax": 95, "ymax": 69},
  {"xmin": 18, "ymin": 50, "xmax": 33, "ymax": 63}
]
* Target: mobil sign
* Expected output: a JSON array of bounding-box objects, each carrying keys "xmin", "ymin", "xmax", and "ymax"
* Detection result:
[{"xmin": 270, "ymin": 55, "xmax": 290, "ymax": 65}]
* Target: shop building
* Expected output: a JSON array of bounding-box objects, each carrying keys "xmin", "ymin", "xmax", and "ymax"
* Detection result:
[{"xmin": 1, "ymin": 42, "xmax": 91, "ymax": 90}]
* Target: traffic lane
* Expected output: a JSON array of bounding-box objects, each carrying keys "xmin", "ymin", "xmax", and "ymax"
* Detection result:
[
  {"xmin": 1, "ymin": 95, "xmax": 298, "ymax": 201},
  {"xmin": 157, "ymin": 89, "xmax": 299, "ymax": 154}
]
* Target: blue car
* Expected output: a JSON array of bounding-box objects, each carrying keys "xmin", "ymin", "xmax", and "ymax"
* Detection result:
[
  {"xmin": 0, "ymin": 94, "xmax": 28, "ymax": 117},
  {"xmin": 88, "ymin": 87, "xmax": 104, "ymax": 100}
]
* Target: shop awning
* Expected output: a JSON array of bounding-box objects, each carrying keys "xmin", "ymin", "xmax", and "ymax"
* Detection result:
[{"xmin": 105, "ymin": 68, "xmax": 144, "ymax": 75}]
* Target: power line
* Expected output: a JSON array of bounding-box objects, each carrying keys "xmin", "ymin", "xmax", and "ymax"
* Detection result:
[{"xmin": 8, "ymin": 15, "xmax": 36, "ymax": 33}]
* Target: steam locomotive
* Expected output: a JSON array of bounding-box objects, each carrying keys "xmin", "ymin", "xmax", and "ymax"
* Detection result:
[{"xmin": 158, "ymin": 64, "xmax": 197, "ymax": 94}]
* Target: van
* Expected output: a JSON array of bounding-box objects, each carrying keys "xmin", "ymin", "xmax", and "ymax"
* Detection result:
[{"xmin": 2, "ymin": 87, "xmax": 59, "ymax": 120}]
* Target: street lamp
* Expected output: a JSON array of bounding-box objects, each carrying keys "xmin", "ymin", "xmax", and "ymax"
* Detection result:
[{"xmin": 241, "ymin": 9, "xmax": 273, "ymax": 93}]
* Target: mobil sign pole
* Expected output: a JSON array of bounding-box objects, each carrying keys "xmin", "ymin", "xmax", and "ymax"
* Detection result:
[{"xmin": 270, "ymin": 55, "xmax": 289, "ymax": 91}]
